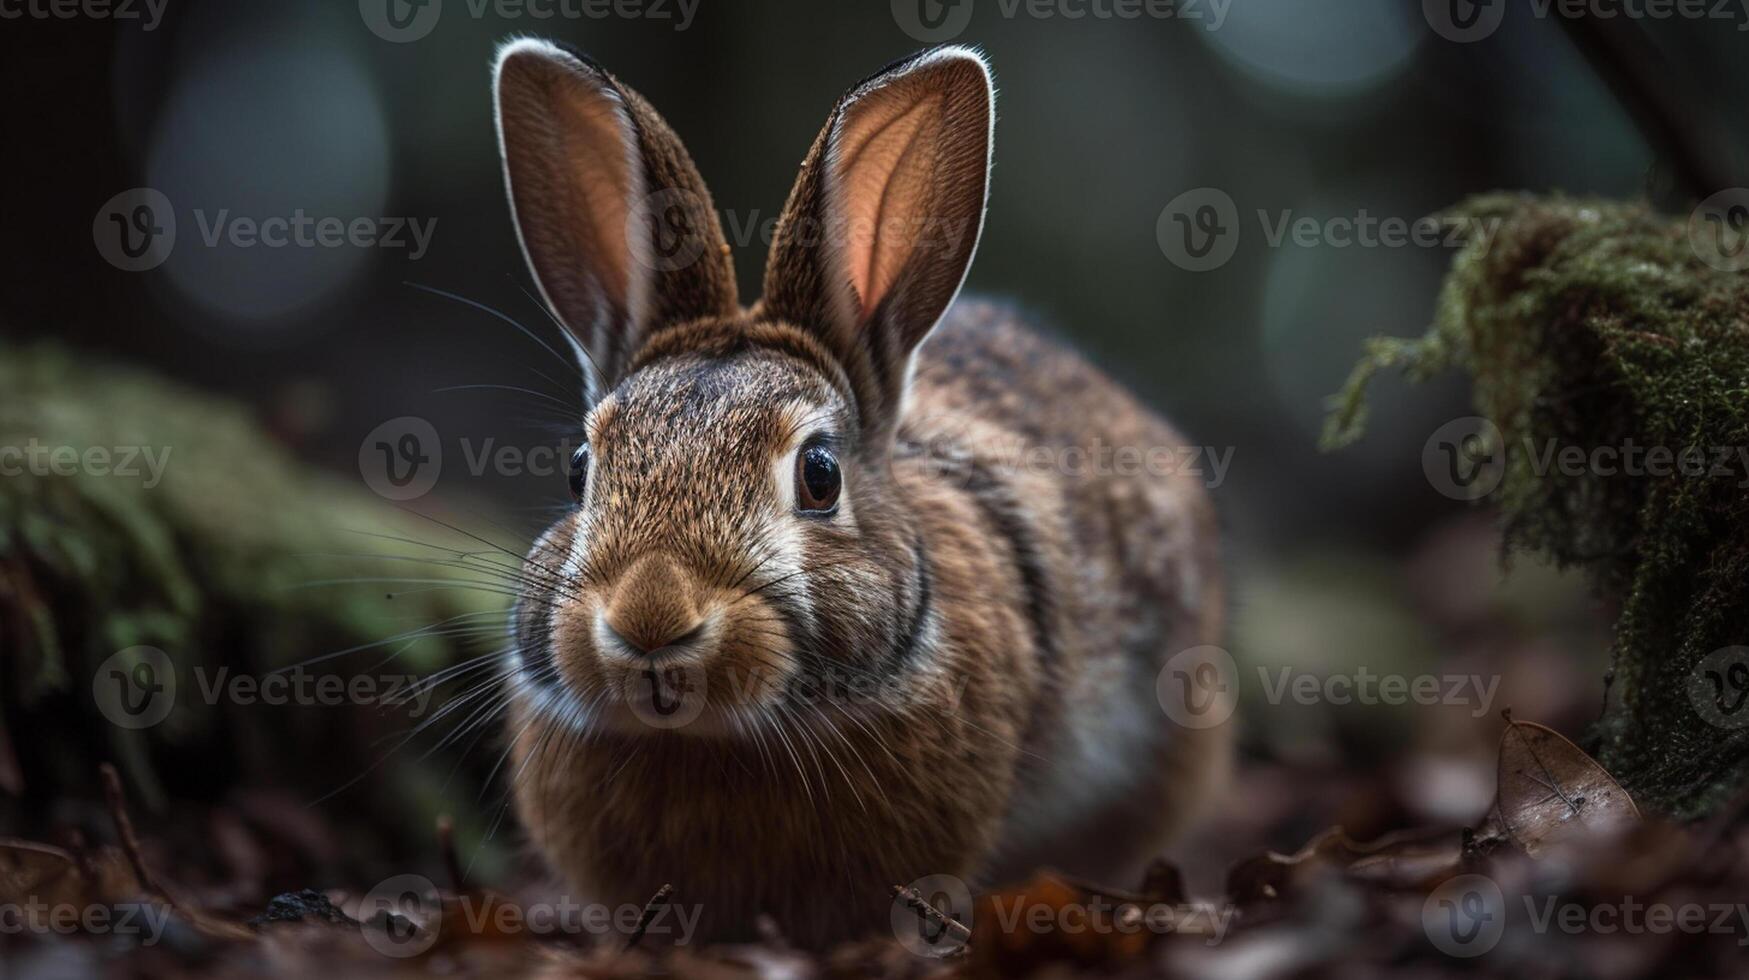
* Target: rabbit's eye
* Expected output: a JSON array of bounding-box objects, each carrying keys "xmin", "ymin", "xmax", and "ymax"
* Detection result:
[
  {"xmin": 795, "ymin": 444, "xmax": 840, "ymax": 514},
  {"xmin": 568, "ymin": 444, "xmax": 590, "ymax": 502}
]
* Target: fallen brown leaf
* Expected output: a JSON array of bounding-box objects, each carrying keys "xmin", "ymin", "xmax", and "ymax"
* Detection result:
[{"xmin": 1495, "ymin": 718, "xmax": 1641, "ymax": 856}]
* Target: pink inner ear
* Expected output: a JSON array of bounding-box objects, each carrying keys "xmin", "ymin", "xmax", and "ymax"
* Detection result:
[
  {"xmin": 834, "ymin": 93, "xmax": 945, "ymax": 321},
  {"xmin": 548, "ymin": 86, "xmax": 640, "ymax": 311},
  {"xmin": 501, "ymin": 52, "xmax": 644, "ymax": 333}
]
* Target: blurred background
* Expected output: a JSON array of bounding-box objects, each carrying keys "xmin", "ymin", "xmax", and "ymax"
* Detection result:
[{"xmin": 3, "ymin": 0, "xmax": 1747, "ymax": 893}]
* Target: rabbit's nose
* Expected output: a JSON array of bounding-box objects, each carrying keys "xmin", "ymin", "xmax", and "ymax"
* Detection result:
[{"xmin": 601, "ymin": 553, "xmax": 706, "ymax": 656}]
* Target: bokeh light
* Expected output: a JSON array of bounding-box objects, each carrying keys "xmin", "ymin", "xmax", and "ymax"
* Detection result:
[
  {"xmin": 147, "ymin": 35, "xmax": 391, "ymax": 329},
  {"xmin": 1195, "ymin": 0, "xmax": 1423, "ymax": 100}
]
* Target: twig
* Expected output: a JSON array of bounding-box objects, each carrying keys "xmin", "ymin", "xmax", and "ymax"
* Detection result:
[
  {"xmin": 624, "ymin": 883, "xmax": 673, "ymax": 950},
  {"xmin": 99, "ymin": 766, "xmax": 254, "ymax": 943},
  {"xmin": 436, "ymin": 815, "xmax": 465, "ymax": 894},
  {"xmin": 890, "ymin": 884, "xmax": 972, "ymax": 948},
  {"xmin": 0, "ymin": 704, "xmax": 21, "ymax": 797},
  {"xmin": 99, "ymin": 763, "xmax": 176, "ymax": 904}
]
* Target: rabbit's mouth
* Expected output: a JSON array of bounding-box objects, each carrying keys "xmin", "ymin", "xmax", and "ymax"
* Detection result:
[{"xmin": 516, "ymin": 594, "xmax": 809, "ymax": 739}]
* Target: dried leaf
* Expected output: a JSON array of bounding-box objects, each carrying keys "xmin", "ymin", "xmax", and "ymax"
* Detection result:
[
  {"xmin": 969, "ymin": 871, "xmax": 1153, "ymax": 977},
  {"xmin": 1228, "ymin": 826, "xmax": 1462, "ymax": 910},
  {"xmin": 0, "ymin": 838, "xmax": 142, "ymax": 908},
  {"xmin": 1343, "ymin": 830, "xmax": 1465, "ymax": 886},
  {"xmin": 1495, "ymin": 718, "xmax": 1641, "ymax": 856},
  {"xmin": 0, "ymin": 839, "xmax": 82, "ymax": 905}
]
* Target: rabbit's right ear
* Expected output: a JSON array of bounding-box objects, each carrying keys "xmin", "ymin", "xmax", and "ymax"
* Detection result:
[{"xmin": 494, "ymin": 40, "xmax": 737, "ymax": 397}]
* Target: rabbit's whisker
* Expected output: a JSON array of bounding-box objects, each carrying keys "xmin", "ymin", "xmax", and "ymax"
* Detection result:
[
  {"xmin": 405, "ymin": 280, "xmax": 584, "ymax": 385},
  {"xmin": 435, "ymin": 382, "xmax": 577, "ymax": 411}
]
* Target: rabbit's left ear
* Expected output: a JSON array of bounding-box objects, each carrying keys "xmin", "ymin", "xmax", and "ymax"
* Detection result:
[{"xmin": 762, "ymin": 47, "xmax": 993, "ymax": 431}]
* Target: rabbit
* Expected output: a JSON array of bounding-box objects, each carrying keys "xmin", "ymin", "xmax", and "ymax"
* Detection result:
[{"xmin": 491, "ymin": 38, "xmax": 1230, "ymax": 949}]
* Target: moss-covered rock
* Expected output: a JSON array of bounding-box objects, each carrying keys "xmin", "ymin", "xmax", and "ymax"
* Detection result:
[
  {"xmin": 1325, "ymin": 194, "xmax": 1749, "ymax": 818},
  {"xmin": 0, "ymin": 343, "xmax": 512, "ymax": 868}
]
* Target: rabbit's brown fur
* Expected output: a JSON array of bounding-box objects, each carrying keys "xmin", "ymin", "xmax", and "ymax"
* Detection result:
[{"xmin": 493, "ymin": 40, "xmax": 1229, "ymax": 948}]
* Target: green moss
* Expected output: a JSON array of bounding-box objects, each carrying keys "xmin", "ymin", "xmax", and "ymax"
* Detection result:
[
  {"xmin": 0, "ymin": 343, "xmax": 509, "ymax": 834},
  {"xmin": 1325, "ymin": 194, "xmax": 1749, "ymax": 818}
]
